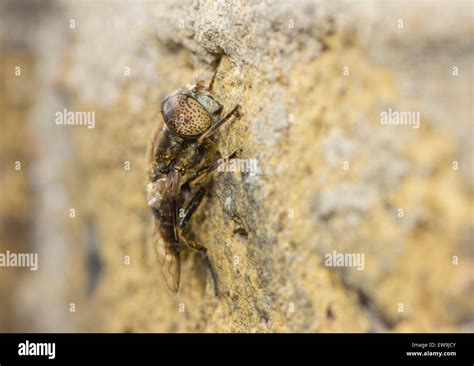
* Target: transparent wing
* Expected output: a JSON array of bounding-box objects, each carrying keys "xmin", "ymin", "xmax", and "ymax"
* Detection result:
[
  {"xmin": 153, "ymin": 169, "xmax": 181, "ymax": 292},
  {"xmin": 154, "ymin": 226, "xmax": 181, "ymax": 292}
]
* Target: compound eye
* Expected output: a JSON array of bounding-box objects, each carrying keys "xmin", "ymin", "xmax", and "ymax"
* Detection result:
[{"xmin": 161, "ymin": 95, "xmax": 212, "ymax": 137}]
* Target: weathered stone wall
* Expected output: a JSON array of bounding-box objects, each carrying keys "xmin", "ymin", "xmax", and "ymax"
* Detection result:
[{"xmin": 0, "ymin": 0, "xmax": 472, "ymax": 332}]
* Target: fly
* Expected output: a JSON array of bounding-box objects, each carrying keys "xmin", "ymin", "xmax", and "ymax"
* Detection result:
[{"xmin": 146, "ymin": 65, "xmax": 240, "ymax": 295}]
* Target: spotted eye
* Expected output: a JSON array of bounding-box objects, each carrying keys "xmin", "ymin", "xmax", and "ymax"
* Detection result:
[{"xmin": 161, "ymin": 94, "xmax": 212, "ymax": 137}]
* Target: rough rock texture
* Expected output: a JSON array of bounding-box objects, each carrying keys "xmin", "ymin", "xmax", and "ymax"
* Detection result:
[{"xmin": 0, "ymin": 0, "xmax": 472, "ymax": 332}]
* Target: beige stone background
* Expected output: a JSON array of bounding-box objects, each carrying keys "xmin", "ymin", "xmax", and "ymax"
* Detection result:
[{"xmin": 0, "ymin": 0, "xmax": 472, "ymax": 332}]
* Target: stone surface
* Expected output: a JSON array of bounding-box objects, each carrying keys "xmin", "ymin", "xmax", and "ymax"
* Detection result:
[{"xmin": 0, "ymin": 0, "xmax": 472, "ymax": 332}]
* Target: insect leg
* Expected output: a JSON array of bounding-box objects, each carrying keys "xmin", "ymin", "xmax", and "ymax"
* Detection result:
[
  {"xmin": 208, "ymin": 56, "xmax": 224, "ymax": 94},
  {"xmin": 177, "ymin": 227, "xmax": 219, "ymax": 296},
  {"xmin": 197, "ymin": 105, "xmax": 240, "ymax": 144},
  {"xmin": 202, "ymin": 253, "xmax": 219, "ymax": 297},
  {"xmin": 179, "ymin": 187, "xmax": 206, "ymax": 228},
  {"xmin": 208, "ymin": 68, "xmax": 218, "ymax": 94},
  {"xmin": 188, "ymin": 149, "xmax": 242, "ymax": 188}
]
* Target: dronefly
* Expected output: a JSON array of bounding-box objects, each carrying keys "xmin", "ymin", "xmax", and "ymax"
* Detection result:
[{"xmin": 146, "ymin": 66, "xmax": 240, "ymax": 295}]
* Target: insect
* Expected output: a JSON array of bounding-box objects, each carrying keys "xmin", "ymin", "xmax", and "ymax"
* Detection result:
[{"xmin": 146, "ymin": 67, "xmax": 240, "ymax": 295}]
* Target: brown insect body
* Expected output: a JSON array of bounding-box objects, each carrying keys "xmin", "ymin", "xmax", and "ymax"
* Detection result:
[{"xmin": 147, "ymin": 73, "xmax": 240, "ymax": 294}]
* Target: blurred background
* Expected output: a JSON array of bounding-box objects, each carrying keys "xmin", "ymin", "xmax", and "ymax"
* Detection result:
[{"xmin": 0, "ymin": 0, "xmax": 472, "ymax": 332}]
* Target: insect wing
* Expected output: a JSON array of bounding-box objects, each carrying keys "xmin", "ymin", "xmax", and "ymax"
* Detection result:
[
  {"xmin": 153, "ymin": 169, "xmax": 181, "ymax": 292},
  {"xmin": 154, "ymin": 227, "xmax": 181, "ymax": 292}
]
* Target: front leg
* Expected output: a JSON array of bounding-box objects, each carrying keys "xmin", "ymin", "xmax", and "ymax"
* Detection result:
[{"xmin": 197, "ymin": 105, "xmax": 240, "ymax": 144}]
